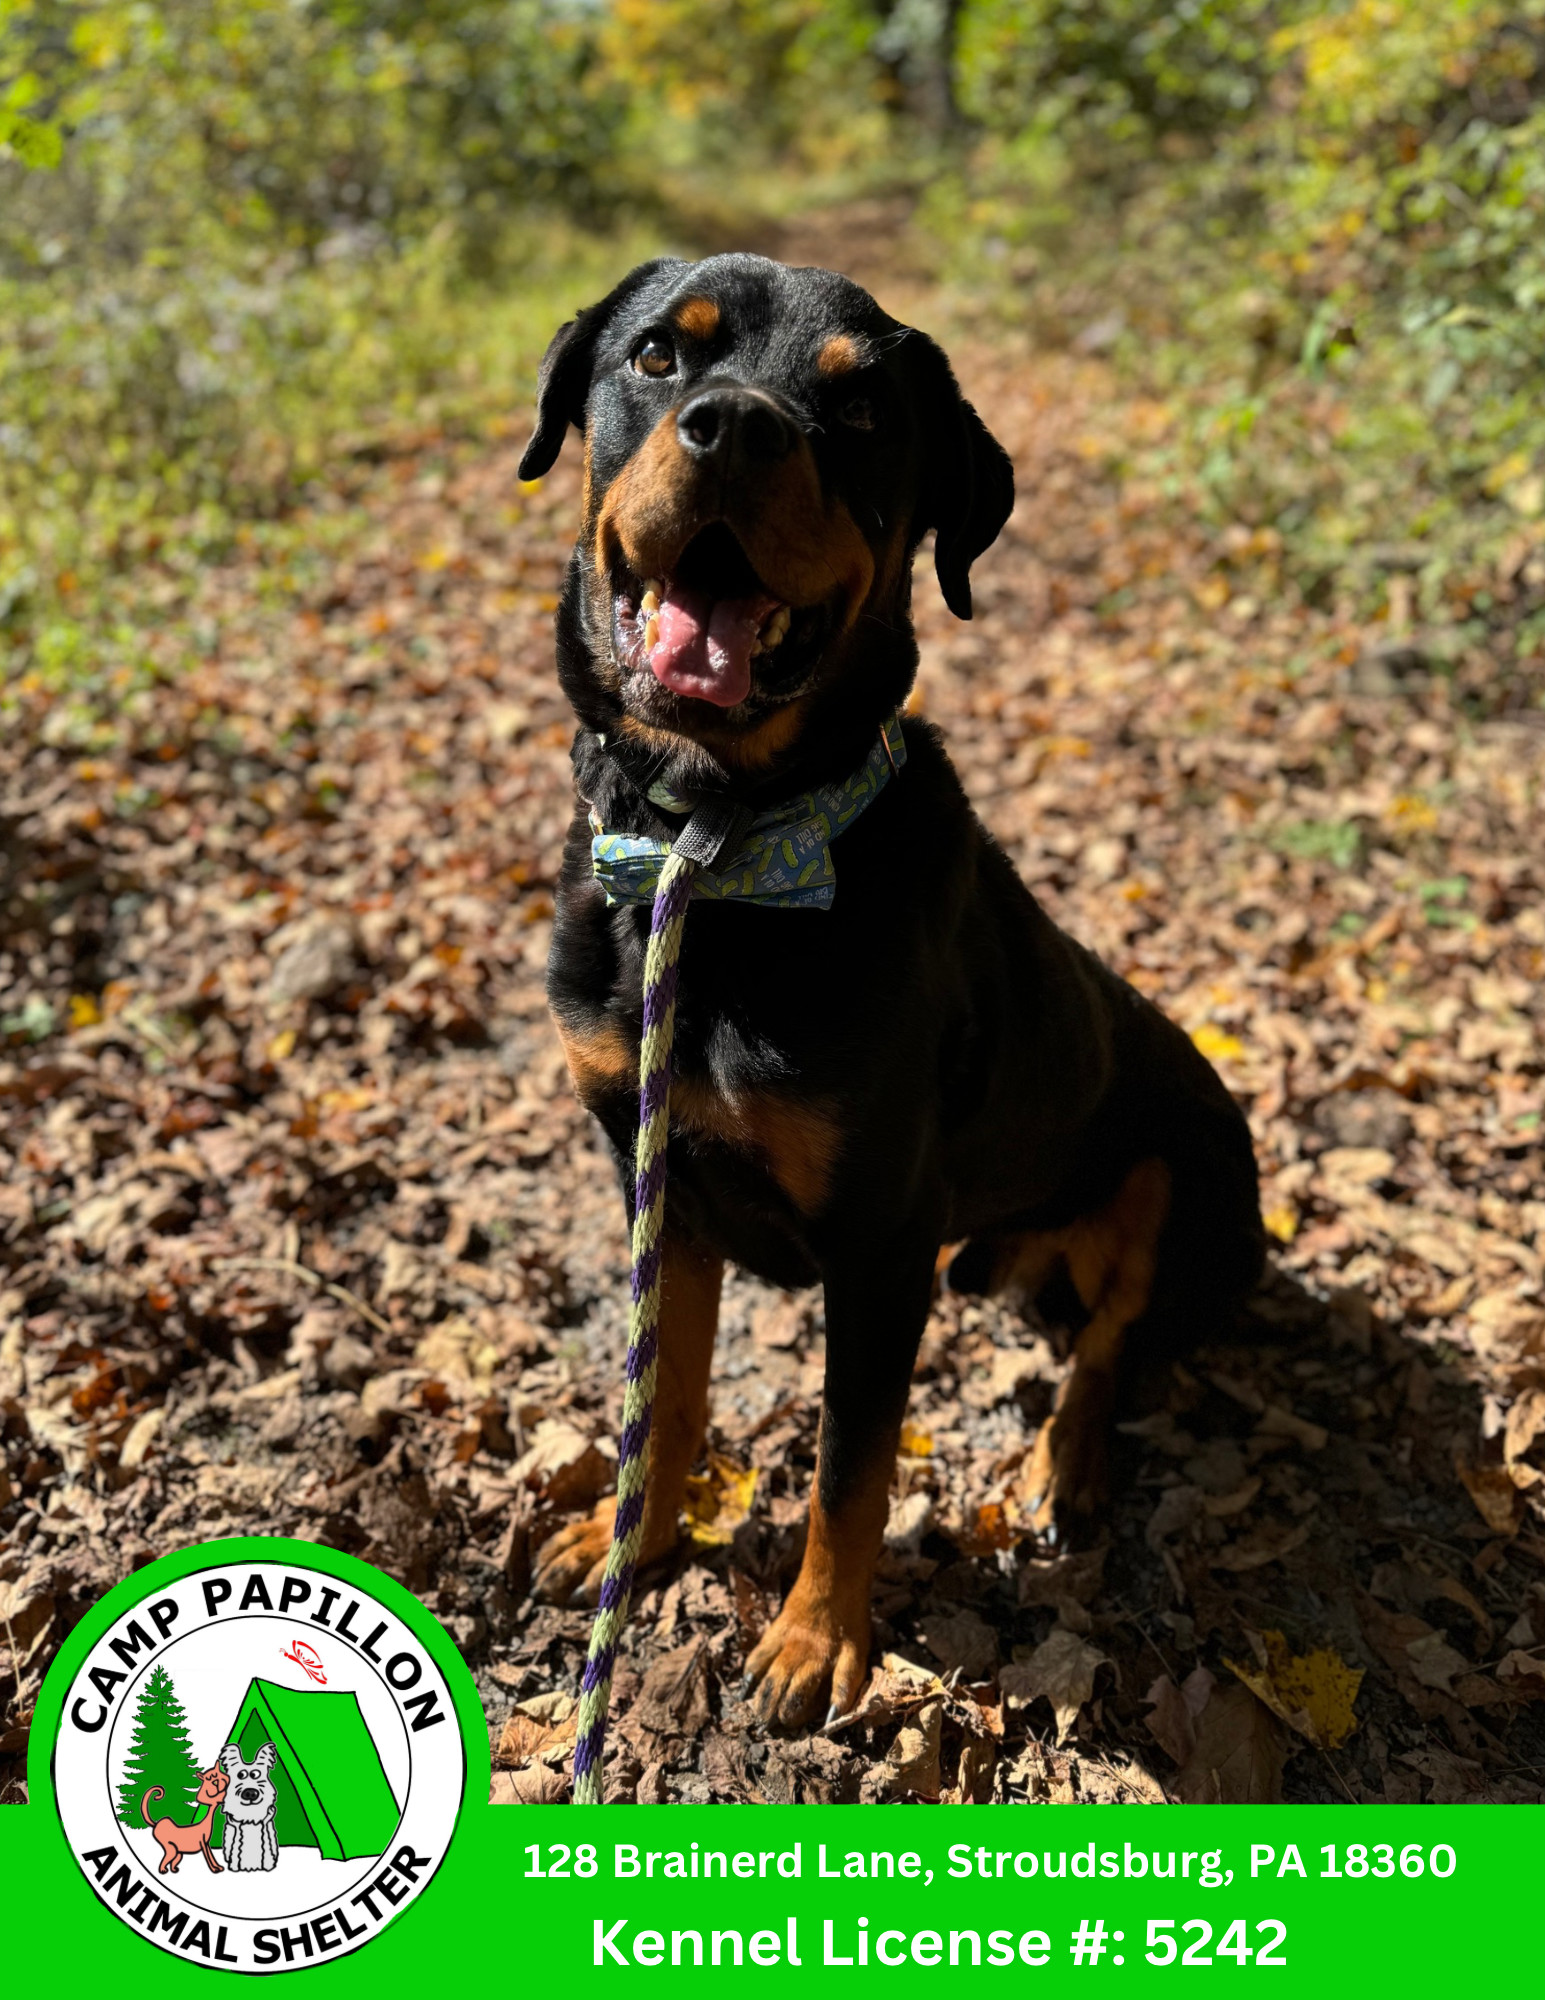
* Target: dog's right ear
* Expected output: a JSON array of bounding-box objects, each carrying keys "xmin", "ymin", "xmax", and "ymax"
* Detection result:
[
  {"xmin": 517, "ymin": 259, "xmax": 684, "ymax": 480},
  {"xmin": 219, "ymin": 1743, "xmax": 242, "ymax": 1774}
]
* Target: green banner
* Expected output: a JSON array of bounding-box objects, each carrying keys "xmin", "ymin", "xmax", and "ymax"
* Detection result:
[
  {"xmin": 3, "ymin": 1802, "xmax": 1541, "ymax": 1990},
  {"xmin": 14, "ymin": 1535, "xmax": 1542, "ymax": 1992}
]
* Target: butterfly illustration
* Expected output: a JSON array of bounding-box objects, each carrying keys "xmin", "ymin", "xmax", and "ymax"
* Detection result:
[{"xmin": 280, "ymin": 1637, "xmax": 327, "ymax": 1684}]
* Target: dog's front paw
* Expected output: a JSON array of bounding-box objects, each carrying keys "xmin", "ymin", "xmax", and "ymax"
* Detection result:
[
  {"xmin": 531, "ymin": 1501, "xmax": 617, "ymax": 1605},
  {"xmin": 1025, "ymin": 1375, "xmax": 1113, "ymax": 1536},
  {"xmin": 745, "ymin": 1592, "xmax": 870, "ymax": 1730}
]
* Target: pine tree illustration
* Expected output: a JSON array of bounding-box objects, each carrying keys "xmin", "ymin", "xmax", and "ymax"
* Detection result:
[{"xmin": 116, "ymin": 1663, "xmax": 202, "ymax": 1827}]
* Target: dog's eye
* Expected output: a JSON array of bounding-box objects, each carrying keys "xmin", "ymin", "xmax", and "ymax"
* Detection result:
[
  {"xmin": 632, "ymin": 337, "xmax": 676, "ymax": 378},
  {"xmin": 839, "ymin": 395, "xmax": 875, "ymax": 431}
]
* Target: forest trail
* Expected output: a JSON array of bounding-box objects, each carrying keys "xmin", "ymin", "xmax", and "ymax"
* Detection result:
[{"xmin": 4, "ymin": 230, "xmax": 1541, "ymax": 1805}]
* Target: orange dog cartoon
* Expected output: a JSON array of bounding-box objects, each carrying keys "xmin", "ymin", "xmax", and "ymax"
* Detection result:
[{"xmin": 141, "ymin": 1763, "xmax": 229, "ymax": 1875}]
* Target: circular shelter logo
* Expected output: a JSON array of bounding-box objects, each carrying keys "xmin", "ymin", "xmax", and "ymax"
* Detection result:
[{"xmin": 33, "ymin": 1539, "xmax": 485, "ymax": 1973}]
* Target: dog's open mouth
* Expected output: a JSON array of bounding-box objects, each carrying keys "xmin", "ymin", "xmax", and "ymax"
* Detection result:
[{"xmin": 611, "ymin": 523, "xmax": 824, "ymax": 710}]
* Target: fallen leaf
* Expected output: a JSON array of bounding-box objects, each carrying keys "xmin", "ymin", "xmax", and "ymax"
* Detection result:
[
  {"xmin": 682, "ymin": 1452, "xmax": 757, "ymax": 1546},
  {"xmin": 118, "ymin": 1408, "xmax": 163, "ymax": 1469},
  {"xmin": 1256, "ymin": 1404, "xmax": 1329, "ymax": 1451},
  {"xmin": 1224, "ymin": 1628, "xmax": 1363, "ymax": 1748},
  {"xmin": 632, "ymin": 1638, "xmax": 713, "ymax": 1737},
  {"xmin": 490, "ymin": 1764, "xmax": 568, "ymax": 1804},
  {"xmin": 1493, "ymin": 1649, "xmax": 1546, "ymax": 1703},
  {"xmin": 945, "ymin": 1729, "xmax": 997, "ymax": 1805},
  {"xmin": 1172, "ymin": 1683, "xmax": 1286, "ymax": 1803},
  {"xmin": 920, "ymin": 1609, "xmax": 999, "ymax": 1680},
  {"xmin": 1503, "ymin": 1389, "xmax": 1544, "ymax": 1465},
  {"xmin": 883, "ymin": 1490, "xmax": 935, "ymax": 1552},
  {"xmin": 1144, "ymin": 1666, "xmax": 1216, "ymax": 1767},
  {"xmin": 1017, "ymin": 1544, "xmax": 1107, "ymax": 1607},
  {"xmin": 1457, "ymin": 1461, "xmax": 1521, "ymax": 1534},
  {"xmin": 1212, "ymin": 1521, "xmax": 1311, "ymax": 1571},
  {"xmin": 1403, "ymin": 1631, "xmax": 1472, "ymax": 1695},
  {"xmin": 876, "ymin": 1696, "xmax": 943, "ymax": 1801},
  {"xmin": 515, "ymin": 1423, "xmax": 616, "ymax": 1509},
  {"xmin": 1000, "ymin": 1628, "xmax": 1109, "ymax": 1745}
]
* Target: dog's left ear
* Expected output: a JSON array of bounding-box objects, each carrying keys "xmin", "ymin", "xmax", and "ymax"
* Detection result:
[
  {"xmin": 905, "ymin": 330, "xmax": 1015, "ymax": 620},
  {"xmin": 252, "ymin": 1743, "xmax": 277, "ymax": 1774},
  {"xmin": 219, "ymin": 1743, "xmax": 242, "ymax": 1775},
  {"xmin": 517, "ymin": 258, "xmax": 685, "ymax": 481}
]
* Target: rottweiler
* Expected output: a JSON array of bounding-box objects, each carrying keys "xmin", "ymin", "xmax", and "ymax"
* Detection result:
[{"xmin": 519, "ymin": 254, "xmax": 1264, "ymax": 1727}]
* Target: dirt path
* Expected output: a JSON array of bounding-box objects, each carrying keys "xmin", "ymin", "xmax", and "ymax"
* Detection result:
[{"xmin": 3, "ymin": 244, "xmax": 1541, "ymax": 1805}]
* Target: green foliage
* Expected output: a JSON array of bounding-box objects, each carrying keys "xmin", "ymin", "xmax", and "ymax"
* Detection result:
[
  {"xmin": 116, "ymin": 1662, "xmax": 202, "ymax": 1826},
  {"xmin": 958, "ymin": 0, "xmax": 1296, "ymax": 152},
  {"xmin": 942, "ymin": 0, "xmax": 1543, "ymax": 623},
  {"xmin": 1, "ymin": 0, "xmax": 1538, "ymax": 694},
  {"xmin": 0, "ymin": 2, "xmax": 657, "ymax": 670},
  {"xmin": 598, "ymin": 0, "xmax": 890, "ymax": 173},
  {"xmin": 1270, "ymin": 819, "xmax": 1363, "ymax": 872}
]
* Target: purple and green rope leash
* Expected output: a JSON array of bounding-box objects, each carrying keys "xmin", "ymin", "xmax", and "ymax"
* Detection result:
[{"xmin": 571, "ymin": 798, "xmax": 746, "ymax": 1805}]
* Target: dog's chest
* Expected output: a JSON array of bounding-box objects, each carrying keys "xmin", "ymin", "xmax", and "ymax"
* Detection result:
[{"xmin": 554, "ymin": 1004, "xmax": 842, "ymax": 1219}]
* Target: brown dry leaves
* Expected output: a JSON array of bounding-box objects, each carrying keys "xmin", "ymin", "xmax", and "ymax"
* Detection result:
[{"xmin": 1, "ymin": 228, "xmax": 1540, "ymax": 1809}]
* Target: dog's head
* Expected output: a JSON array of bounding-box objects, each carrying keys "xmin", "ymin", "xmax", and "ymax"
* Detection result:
[
  {"xmin": 519, "ymin": 253, "xmax": 1013, "ymax": 783},
  {"xmin": 218, "ymin": 1741, "xmax": 278, "ymax": 1820},
  {"xmin": 195, "ymin": 1764, "xmax": 229, "ymax": 1809}
]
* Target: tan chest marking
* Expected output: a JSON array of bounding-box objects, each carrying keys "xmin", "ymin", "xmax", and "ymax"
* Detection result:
[{"xmin": 555, "ymin": 1015, "xmax": 840, "ymax": 1215}]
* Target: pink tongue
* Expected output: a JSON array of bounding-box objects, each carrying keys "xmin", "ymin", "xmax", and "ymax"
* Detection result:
[{"xmin": 650, "ymin": 583, "xmax": 778, "ymax": 708}]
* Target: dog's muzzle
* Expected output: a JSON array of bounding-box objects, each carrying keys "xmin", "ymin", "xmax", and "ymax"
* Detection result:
[{"xmin": 238, "ymin": 1787, "xmax": 263, "ymax": 1806}]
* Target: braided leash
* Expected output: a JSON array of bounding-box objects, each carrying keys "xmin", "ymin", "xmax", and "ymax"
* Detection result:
[{"xmin": 571, "ymin": 800, "xmax": 746, "ymax": 1804}]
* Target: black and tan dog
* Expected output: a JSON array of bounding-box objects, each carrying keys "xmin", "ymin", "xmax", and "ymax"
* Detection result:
[{"xmin": 521, "ymin": 255, "xmax": 1263, "ymax": 1727}]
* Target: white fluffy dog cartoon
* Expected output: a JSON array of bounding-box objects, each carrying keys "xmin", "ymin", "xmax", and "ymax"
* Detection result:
[{"xmin": 219, "ymin": 1742, "xmax": 280, "ymax": 1872}]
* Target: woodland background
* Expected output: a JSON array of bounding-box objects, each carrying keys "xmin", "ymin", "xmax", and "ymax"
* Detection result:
[{"xmin": 1, "ymin": 2, "xmax": 1541, "ymax": 1806}]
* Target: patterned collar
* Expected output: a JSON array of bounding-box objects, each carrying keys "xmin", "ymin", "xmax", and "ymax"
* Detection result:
[{"xmin": 589, "ymin": 711, "xmax": 907, "ymax": 910}]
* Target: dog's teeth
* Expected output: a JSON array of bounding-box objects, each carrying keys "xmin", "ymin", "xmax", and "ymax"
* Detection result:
[
  {"xmin": 761, "ymin": 605, "xmax": 791, "ymax": 648},
  {"xmin": 640, "ymin": 588, "xmax": 660, "ymax": 616},
  {"xmin": 749, "ymin": 639, "xmax": 763, "ymax": 657},
  {"xmin": 643, "ymin": 577, "xmax": 663, "ymax": 598},
  {"xmin": 643, "ymin": 614, "xmax": 660, "ymax": 652}
]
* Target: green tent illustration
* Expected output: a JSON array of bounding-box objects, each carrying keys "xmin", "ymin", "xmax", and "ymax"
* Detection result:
[{"xmin": 215, "ymin": 1678, "xmax": 401, "ymax": 1861}]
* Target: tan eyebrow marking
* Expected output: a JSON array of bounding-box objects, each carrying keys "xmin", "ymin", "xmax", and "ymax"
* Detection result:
[
  {"xmin": 817, "ymin": 334, "xmax": 862, "ymax": 376},
  {"xmin": 673, "ymin": 296, "xmax": 720, "ymax": 340}
]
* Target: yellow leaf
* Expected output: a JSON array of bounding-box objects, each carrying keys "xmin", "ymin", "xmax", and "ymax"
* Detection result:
[
  {"xmin": 899, "ymin": 1423, "xmax": 934, "ymax": 1458},
  {"xmin": 1192, "ymin": 1023, "xmax": 1245, "ymax": 1062},
  {"xmin": 1482, "ymin": 450, "xmax": 1530, "ymax": 498},
  {"xmin": 268, "ymin": 1028, "xmax": 297, "ymax": 1061},
  {"xmin": 1225, "ymin": 1629, "xmax": 1362, "ymax": 1749},
  {"xmin": 682, "ymin": 1452, "xmax": 757, "ymax": 1547},
  {"xmin": 1383, "ymin": 793, "xmax": 1437, "ymax": 831},
  {"xmin": 1263, "ymin": 1203, "xmax": 1298, "ymax": 1243},
  {"xmin": 319, "ymin": 1087, "xmax": 374, "ymax": 1115},
  {"xmin": 68, "ymin": 993, "xmax": 101, "ymax": 1030}
]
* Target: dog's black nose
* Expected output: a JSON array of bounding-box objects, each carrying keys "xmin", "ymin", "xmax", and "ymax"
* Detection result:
[
  {"xmin": 239, "ymin": 1787, "xmax": 262, "ymax": 1804},
  {"xmin": 676, "ymin": 385, "xmax": 796, "ymax": 471}
]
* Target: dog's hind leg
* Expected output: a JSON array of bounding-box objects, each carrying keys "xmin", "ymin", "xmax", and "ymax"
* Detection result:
[
  {"xmin": 532, "ymin": 1231, "xmax": 723, "ymax": 1604},
  {"xmin": 944, "ymin": 1228, "xmax": 1068, "ymax": 1301},
  {"xmin": 747, "ymin": 1221, "xmax": 939, "ymax": 1728},
  {"xmin": 1024, "ymin": 1157, "xmax": 1171, "ymax": 1529}
]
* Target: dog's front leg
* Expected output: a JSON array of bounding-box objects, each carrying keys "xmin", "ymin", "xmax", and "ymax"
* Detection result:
[
  {"xmin": 532, "ymin": 1229, "xmax": 723, "ymax": 1604},
  {"xmin": 747, "ymin": 1226, "xmax": 937, "ymax": 1729}
]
